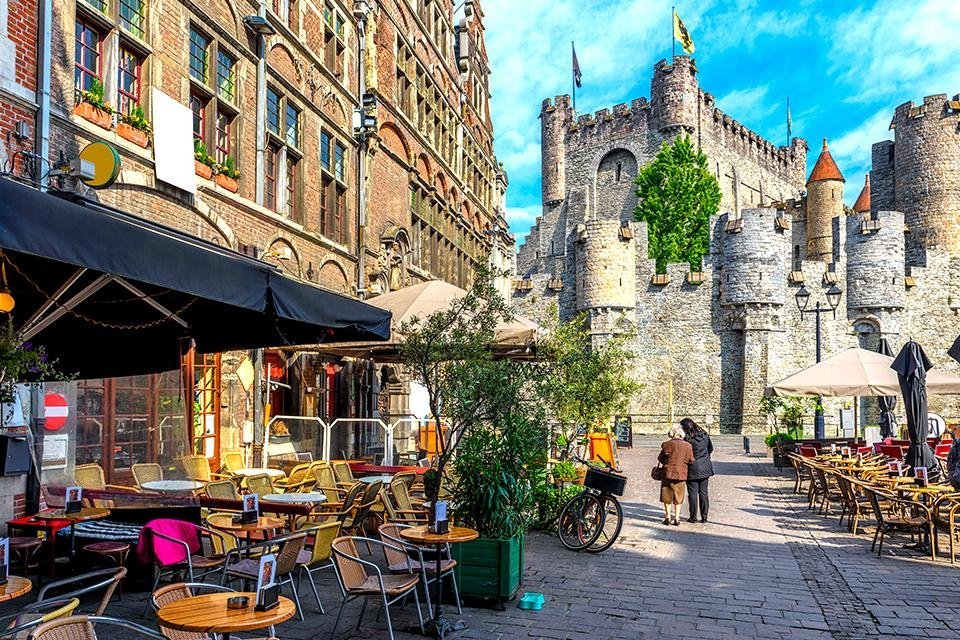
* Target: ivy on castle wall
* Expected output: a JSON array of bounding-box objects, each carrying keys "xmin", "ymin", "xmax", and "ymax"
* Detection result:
[{"xmin": 634, "ymin": 134, "xmax": 721, "ymax": 273}]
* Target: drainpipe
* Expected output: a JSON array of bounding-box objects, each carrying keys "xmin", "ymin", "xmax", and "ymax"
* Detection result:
[
  {"xmin": 36, "ymin": 0, "xmax": 52, "ymax": 189},
  {"xmin": 253, "ymin": 4, "xmax": 268, "ymax": 205},
  {"xmin": 353, "ymin": 1, "xmax": 370, "ymax": 299}
]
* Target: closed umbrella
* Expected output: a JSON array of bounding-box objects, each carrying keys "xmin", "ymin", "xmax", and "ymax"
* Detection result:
[
  {"xmin": 891, "ymin": 341, "xmax": 939, "ymax": 479},
  {"xmin": 877, "ymin": 338, "xmax": 898, "ymax": 439}
]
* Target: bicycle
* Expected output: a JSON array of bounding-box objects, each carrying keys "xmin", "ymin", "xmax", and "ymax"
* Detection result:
[{"xmin": 557, "ymin": 456, "xmax": 626, "ymax": 553}]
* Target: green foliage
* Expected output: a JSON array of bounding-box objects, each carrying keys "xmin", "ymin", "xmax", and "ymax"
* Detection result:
[
  {"xmin": 531, "ymin": 483, "xmax": 584, "ymax": 533},
  {"xmin": 764, "ymin": 431, "xmax": 795, "ymax": 448},
  {"xmin": 537, "ymin": 305, "xmax": 640, "ymax": 458},
  {"xmin": 120, "ymin": 105, "xmax": 152, "ymax": 134},
  {"xmin": 194, "ymin": 139, "xmax": 216, "ymax": 167},
  {"xmin": 80, "ymin": 78, "xmax": 113, "ymax": 113},
  {"xmin": 218, "ymin": 155, "xmax": 241, "ymax": 179},
  {"xmin": 551, "ymin": 460, "xmax": 578, "ymax": 483},
  {"xmin": 759, "ymin": 395, "xmax": 812, "ymax": 441},
  {"xmin": 0, "ymin": 318, "xmax": 71, "ymax": 404},
  {"xmin": 634, "ymin": 134, "xmax": 721, "ymax": 273}
]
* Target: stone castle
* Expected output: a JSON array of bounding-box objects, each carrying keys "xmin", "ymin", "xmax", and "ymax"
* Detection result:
[{"xmin": 514, "ymin": 55, "xmax": 960, "ymax": 435}]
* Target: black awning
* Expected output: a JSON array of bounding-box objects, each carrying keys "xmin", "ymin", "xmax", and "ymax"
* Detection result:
[{"xmin": 0, "ymin": 178, "xmax": 390, "ymax": 378}]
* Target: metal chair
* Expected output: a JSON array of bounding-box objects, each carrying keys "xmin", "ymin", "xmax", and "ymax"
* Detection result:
[
  {"xmin": 865, "ymin": 488, "xmax": 935, "ymax": 562},
  {"xmin": 378, "ymin": 522, "xmax": 461, "ymax": 615},
  {"xmin": 295, "ymin": 521, "xmax": 341, "ymax": 613},
  {"xmin": 35, "ymin": 567, "xmax": 127, "ymax": 617},
  {"xmin": 130, "ymin": 463, "xmax": 163, "ymax": 490},
  {"xmin": 26, "ymin": 616, "xmax": 167, "ymax": 640},
  {"xmin": 330, "ymin": 536, "xmax": 424, "ymax": 640},
  {"xmin": 220, "ymin": 533, "xmax": 307, "ymax": 620},
  {"xmin": 0, "ymin": 598, "xmax": 79, "ymax": 639}
]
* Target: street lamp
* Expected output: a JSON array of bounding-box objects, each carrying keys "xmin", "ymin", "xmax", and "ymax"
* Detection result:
[{"xmin": 795, "ymin": 283, "xmax": 843, "ymax": 440}]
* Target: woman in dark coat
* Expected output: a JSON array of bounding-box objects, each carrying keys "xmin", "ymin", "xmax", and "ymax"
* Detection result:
[
  {"xmin": 682, "ymin": 417, "xmax": 714, "ymax": 523},
  {"xmin": 658, "ymin": 424, "xmax": 695, "ymax": 526}
]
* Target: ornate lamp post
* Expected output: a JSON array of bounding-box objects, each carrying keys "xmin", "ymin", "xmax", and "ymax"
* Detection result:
[{"xmin": 795, "ymin": 283, "xmax": 843, "ymax": 440}]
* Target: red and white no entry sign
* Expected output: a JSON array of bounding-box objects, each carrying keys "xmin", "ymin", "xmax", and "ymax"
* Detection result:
[{"xmin": 44, "ymin": 393, "xmax": 69, "ymax": 430}]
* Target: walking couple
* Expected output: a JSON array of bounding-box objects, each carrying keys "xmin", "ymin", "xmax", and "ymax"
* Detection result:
[{"xmin": 656, "ymin": 418, "xmax": 714, "ymax": 526}]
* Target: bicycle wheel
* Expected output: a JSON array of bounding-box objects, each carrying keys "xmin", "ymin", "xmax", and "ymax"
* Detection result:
[
  {"xmin": 586, "ymin": 495, "xmax": 623, "ymax": 553},
  {"xmin": 558, "ymin": 493, "xmax": 604, "ymax": 551}
]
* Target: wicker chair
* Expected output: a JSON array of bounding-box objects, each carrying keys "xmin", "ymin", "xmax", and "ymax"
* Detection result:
[
  {"xmin": 378, "ymin": 522, "xmax": 461, "ymax": 615},
  {"xmin": 130, "ymin": 464, "xmax": 163, "ymax": 490},
  {"xmin": 221, "ymin": 533, "xmax": 307, "ymax": 620},
  {"xmin": 0, "ymin": 598, "xmax": 80, "ymax": 638},
  {"xmin": 312, "ymin": 465, "xmax": 346, "ymax": 504},
  {"xmin": 337, "ymin": 482, "xmax": 382, "ymax": 538},
  {"xmin": 865, "ymin": 487, "xmax": 935, "ymax": 562},
  {"xmin": 204, "ymin": 480, "xmax": 239, "ymax": 501},
  {"xmin": 26, "ymin": 616, "xmax": 167, "ymax": 640},
  {"xmin": 180, "ymin": 455, "xmax": 230, "ymax": 483},
  {"xmin": 786, "ymin": 453, "xmax": 811, "ymax": 495},
  {"xmin": 35, "ymin": 568, "xmax": 127, "ymax": 617},
  {"xmin": 836, "ymin": 475, "xmax": 872, "ymax": 535},
  {"xmin": 274, "ymin": 464, "xmax": 313, "ymax": 494},
  {"xmin": 332, "ymin": 462, "xmax": 355, "ymax": 488},
  {"xmin": 296, "ymin": 521, "xmax": 341, "ymax": 614},
  {"xmin": 388, "ymin": 480, "xmax": 428, "ymax": 523},
  {"xmin": 245, "ymin": 474, "xmax": 274, "ymax": 498},
  {"xmin": 330, "ymin": 536, "xmax": 423, "ymax": 640},
  {"xmin": 150, "ymin": 583, "xmax": 276, "ymax": 640},
  {"xmin": 317, "ymin": 482, "xmax": 363, "ymax": 518},
  {"xmin": 220, "ymin": 451, "xmax": 245, "ymax": 474},
  {"xmin": 73, "ymin": 465, "xmax": 136, "ymax": 507}
]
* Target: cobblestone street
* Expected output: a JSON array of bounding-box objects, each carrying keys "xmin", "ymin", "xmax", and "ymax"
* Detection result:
[{"xmin": 16, "ymin": 443, "xmax": 960, "ymax": 640}]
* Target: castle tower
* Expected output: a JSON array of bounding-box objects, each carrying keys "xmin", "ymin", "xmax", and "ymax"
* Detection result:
[
  {"xmin": 574, "ymin": 219, "xmax": 636, "ymax": 312},
  {"xmin": 540, "ymin": 96, "xmax": 572, "ymax": 205},
  {"xmin": 805, "ymin": 139, "xmax": 845, "ymax": 262},
  {"xmin": 650, "ymin": 56, "xmax": 698, "ymax": 134},
  {"xmin": 853, "ymin": 175, "xmax": 871, "ymax": 214},
  {"xmin": 845, "ymin": 210, "xmax": 905, "ymax": 322},
  {"xmin": 888, "ymin": 95, "xmax": 960, "ymax": 265}
]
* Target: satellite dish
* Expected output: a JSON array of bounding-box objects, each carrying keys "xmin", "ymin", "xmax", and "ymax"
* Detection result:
[{"xmin": 78, "ymin": 141, "xmax": 121, "ymax": 188}]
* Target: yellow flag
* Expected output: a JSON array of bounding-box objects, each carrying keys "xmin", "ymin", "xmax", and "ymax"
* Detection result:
[{"xmin": 673, "ymin": 10, "xmax": 695, "ymax": 54}]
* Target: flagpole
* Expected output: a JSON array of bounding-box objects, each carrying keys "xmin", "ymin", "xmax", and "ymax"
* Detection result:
[
  {"xmin": 671, "ymin": 6, "xmax": 675, "ymax": 60},
  {"xmin": 786, "ymin": 97, "xmax": 791, "ymax": 146},
  {"xmin": 571, "ymin": 41, "xmax": 576, "ymax": 112}
]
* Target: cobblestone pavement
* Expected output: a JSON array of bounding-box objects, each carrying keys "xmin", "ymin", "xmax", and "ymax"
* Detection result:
[{"xmin": 9, "ymin": 444, "xmax": 960, "ymax": 639}]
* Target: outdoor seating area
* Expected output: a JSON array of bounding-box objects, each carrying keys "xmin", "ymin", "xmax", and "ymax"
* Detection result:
[
  {"xmin": 787, "ymin": 444, "xmax": 960, "ymax": 564},
  {"xmin": 0, "ymin": 459, "xmax": 470, "ymax": 639}
]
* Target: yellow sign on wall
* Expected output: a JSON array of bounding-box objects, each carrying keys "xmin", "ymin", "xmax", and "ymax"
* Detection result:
[{"xmin": 78, "ymin": 141, "xmax": 121, "ymax": 188}]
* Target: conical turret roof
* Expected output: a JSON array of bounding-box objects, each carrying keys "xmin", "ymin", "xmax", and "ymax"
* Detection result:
[
  {"xmin": 807, "ymin": 138, "xmax": 845, "ymax": 185},
  {"xmin": 853, "ymin": 174, "xmax": 871, "ymax": 212}
]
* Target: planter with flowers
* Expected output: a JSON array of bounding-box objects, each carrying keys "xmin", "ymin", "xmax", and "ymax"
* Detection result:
[
  {"xmin": 194, "ymin": 140, "xmax": 216, "ymax": 180},
  {"xmin": 215, "ymin": 156, "xmax": 240, "ymax": 193},
  {"xmin": 74, "ymin": 79, "xmax": 114, "ymax": 130},
  {"xmin": 117, "ymin": 105, "xmax": 151, "ymax": 148},
  {"xmin": 0, "ymin": 318, "xmax": 70, "ymax": 411}
]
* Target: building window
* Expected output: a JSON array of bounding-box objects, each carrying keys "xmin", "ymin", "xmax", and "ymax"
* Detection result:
[
  {"xmin": 334, "ymin": 141, "xmax": 345, "ymax": 181},
  {"xmin": 320, "ymin": 130, "xmax": 331, "ymax": 170},
  {"xmin": 285, "ymin": 103, "xmax": 300, "ymax": 148},
  {"xmin": 334, "ymin": 185, "xmax": 345, "ymax": 242},
  {"xmin": 266, "ymin": 86, "xmax": 281, "ymax": 135},
  {"xmin": 285, "ymin": 156, "xmax": 299, "ymax": 222},
  {"xmin": 264, "ymin": 145, "xmax": 278, "ymax": 211},
  {"xmin": 216, "ymin": 50, "xmax": 236, "ymax": 102},
  {"xmin": 320, "ymin": 176, "xmax": 331, "ymax": 237},
  {"xmin": 118, "ymin": 0, "xmax": 146, "ymax": 38},
  {"xmin": 323, "ymin": 4, "xmax": 345, "ymax": 78},
  {"xmin": 215, "ymin": 113, "xmax": 232, "ymax": 164},
  {"xmin": 188, "ymin": 28, "xmax": 209, "ymax": 82},
  {"xmin": 74, "ymin": 18, "xmax": 101, "ymax": 93},
  {"xmin": 189, "ymin": 93, "xmax": 205, "ymax": 141},
  {"xmin": 117, "ymin": 45, "xmax": 141, "ymax": 114}
]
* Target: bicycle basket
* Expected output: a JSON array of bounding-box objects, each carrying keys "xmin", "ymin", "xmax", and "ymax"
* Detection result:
[{"xmin": 584, "ymin": 467, "xmax": 626, "ymax": 496}]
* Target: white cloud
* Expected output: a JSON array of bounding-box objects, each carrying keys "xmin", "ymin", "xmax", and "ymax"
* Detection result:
[
  {"xmin": 504, "ymin": 204, "xmax": 542, "ymax": 233},
  {"xmin": 716, "ymin": 85, "xmax": 777, "ymax": 121}
]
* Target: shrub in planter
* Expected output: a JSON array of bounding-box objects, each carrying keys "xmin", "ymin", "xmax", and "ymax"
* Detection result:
[
  {"xmin": 216, "ymin": 155, "xmax": 240, "ymax": 192},
  {"xmin": 194, "ymin": 140, "xmax": 216, "ymax": 179},
  {"xmin": 117, "ymin": 105, "xmax": 151, "ymax": 147},
  {"xmin": 74, "ymin": 79, "xmax": 113, "ymax": 129}
]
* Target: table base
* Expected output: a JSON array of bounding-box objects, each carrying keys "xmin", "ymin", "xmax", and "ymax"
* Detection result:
[{"xmin": 406, "ymin": 617, "xmax": 467, "ymax": 640}]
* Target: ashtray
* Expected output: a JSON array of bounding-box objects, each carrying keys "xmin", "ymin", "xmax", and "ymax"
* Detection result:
[{"xmin": 226, "ymin": 596, "xmax": 249, "ymax": 609}]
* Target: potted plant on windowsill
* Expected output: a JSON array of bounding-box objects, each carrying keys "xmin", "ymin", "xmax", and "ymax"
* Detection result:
[
  {"xmin": 117, "ymin": 105, "xmax": 151, "ymax": 148},
  {"xmin": 74, "ymin": 78, "xmax": 114, "ymax": 130},
  {"xmin": 194, "ymin": 140, "xmax": 216, "ymax": 180},
  {"xmin": 215, "ymin": 156, "xmax": 240, "ymax": 193}
]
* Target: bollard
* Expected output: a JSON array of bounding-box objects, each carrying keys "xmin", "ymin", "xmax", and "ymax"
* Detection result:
[{"xmin": 743, "ymin": 436, "xmax": 751, "ymax": 454}]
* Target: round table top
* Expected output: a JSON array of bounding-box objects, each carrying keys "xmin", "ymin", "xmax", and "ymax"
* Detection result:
[
  {"xmin": 262, "ymin": 492, "xmax": 327, "ymax": 504},
  {"xmin": 35, "ymin": 507, "xmax": 110, "ymax": 522},
  {"xmin": 207, "ymin": 515, "xmax": 286, "ymax": 532},
  {"xmin": 157, "ymin": 592, "xmax": 296, "ymax": 633},
  {"xmin": 0, "ymin": 576, "xmax": 32, "ymax": 602},
  {"xmin": 399, "ymin": 525, "xmax": 478, "ymax": 545},
  {"xmin": 358, "ymin": 475, "xmax": 394, "ymax": 484},
  {"xmin": 234, "ymin": 468, "xmax": 286, "ymax": 478},
  {"xmin": 141, "ymin": 480, "xmax": 205, "ymax": 492}
]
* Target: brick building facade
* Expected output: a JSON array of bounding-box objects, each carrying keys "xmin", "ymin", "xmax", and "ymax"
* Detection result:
[{"xmin": 0, "ymin": 0, "xmax": 508, "ymax": 485}]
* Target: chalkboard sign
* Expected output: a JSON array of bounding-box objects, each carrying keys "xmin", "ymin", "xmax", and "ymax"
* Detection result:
[{"xmin": 614, "ymin": 416, "xmax": 632, "ymax": 449}]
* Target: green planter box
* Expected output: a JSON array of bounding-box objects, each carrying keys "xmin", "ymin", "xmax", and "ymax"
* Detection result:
[{"xmin": 451, "ymin": 534, "xmax": 524, "ymax": 602}]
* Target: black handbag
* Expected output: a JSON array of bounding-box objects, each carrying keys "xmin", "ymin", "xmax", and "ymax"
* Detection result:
[{"xmin": 651, "ymin": 463, "xmax": 664, "ymax": 481}]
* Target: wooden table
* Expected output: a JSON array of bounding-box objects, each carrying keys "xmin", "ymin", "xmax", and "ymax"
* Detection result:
[
  {"xmin": 7, "ymin": 515, "xmax": 73, "ymax": 577},
  {"xmin": 207, "ymin": 515, "xmax": 285, "ymax": 551},
  {"xmin": 35, "ymin": 507, "xmax": 110, "ymax": 560},
  {"xmin": 141, "ymin": 480, "xmax": 206, "ymax": 493},
  {"xmin": 0, "ymin": 575, "xmax": 32, "ymax": 602},
  {"xmin": 400, "ymin": 525, "xmax": 478, "ymax": 639},
  {"xmin": 157, "ymin": 592, "xmax": 295, "ymax": 640}
]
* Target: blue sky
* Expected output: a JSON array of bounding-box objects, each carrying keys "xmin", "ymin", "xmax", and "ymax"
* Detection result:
[{"xmin": 482, "ymin": 0, "xmax": 960, "ymax": 244}]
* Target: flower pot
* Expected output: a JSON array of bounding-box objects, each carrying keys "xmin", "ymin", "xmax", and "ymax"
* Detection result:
[
  {"xmin": 451, "ymin": 534, "xmax": 524, "ymax": 603},
  {"xmin": 195, "ymin": 161, "xmax": 213, "ymax": 180},
  {"xmin": 73, "ymin": 102, "xmax": 112, "ymax": 130},
  {"xmin": 117, "ymin": 122, "xmax": 149, "ymax": 148},
  {"xmin": 216, "ymin": 173, "xmax": 239, "ymax": 193}
]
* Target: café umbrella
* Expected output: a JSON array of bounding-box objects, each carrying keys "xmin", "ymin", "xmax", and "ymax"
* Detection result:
[
  {"xmin": 891, "ymin": 341, "xmax": 939, "ymax": 479},
  {"xmin": 877, "ymin": 338, "xmax": 898, "ymax": 439}
]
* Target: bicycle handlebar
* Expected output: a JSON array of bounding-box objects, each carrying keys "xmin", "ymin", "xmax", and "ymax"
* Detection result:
[{"xmin": 572, "ymin": 455, "xmax": 620, "ymax": 473}]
